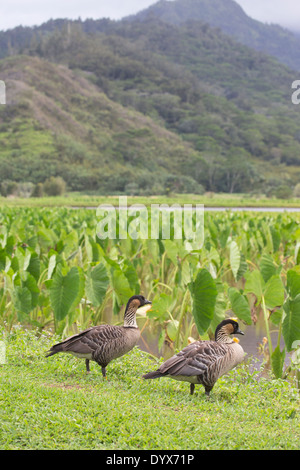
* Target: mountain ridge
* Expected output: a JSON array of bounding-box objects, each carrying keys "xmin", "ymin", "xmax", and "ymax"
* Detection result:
[
  {"xmin": 0, "ymin": 2, "xmax": 300, "ymax": 195},
  {"xmin": 130, "ymin": 0, "xmax": 300, "ymax": 71}
]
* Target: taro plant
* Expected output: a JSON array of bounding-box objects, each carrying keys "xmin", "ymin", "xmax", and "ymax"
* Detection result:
[
  {"xmin": 1, "ymin": 205, "xmax": 300, "ymax": 383},
  {"xmin": 244, "ymin": 257, "xmax": 300, "ymax": 379}
]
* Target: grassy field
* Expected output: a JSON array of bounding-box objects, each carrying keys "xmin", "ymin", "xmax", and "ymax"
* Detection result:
[
  {"xmin": 1, "ymin": 193, "xmax": 300, "ymax": 208},
  {"xmin": 1, "ymin": 327, "xmax": 299, "ymax": 450}
]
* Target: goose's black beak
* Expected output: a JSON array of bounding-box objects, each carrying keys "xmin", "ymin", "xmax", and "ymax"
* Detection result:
[
  {"xmin": 236, "ymin": 328, "xmax": 244, "ymax": 335},
  {"xmin": 143, "ymin": 299, "xmax": 152, "ymax": 305}
]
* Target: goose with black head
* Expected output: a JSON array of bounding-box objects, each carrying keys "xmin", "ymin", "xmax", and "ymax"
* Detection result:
[
  {"xmin": 46, "ymin": 295, "xmax": 151, "ymax": 378},
  {"xmin": 143, "ymin": 319, "xmax": 245, "ymax": 397}
]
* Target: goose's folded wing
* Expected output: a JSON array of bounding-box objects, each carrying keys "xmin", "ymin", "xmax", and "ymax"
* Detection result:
[
  {"xmin": 159, "ymin": 341, "xmax": 228, "ymax": 377},
  {"xmin": 60, "ymin": 326, "xmax": 120, "ymax": 354}
]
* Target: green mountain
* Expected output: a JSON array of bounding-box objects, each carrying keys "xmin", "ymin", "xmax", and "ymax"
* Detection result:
[
  {"xmin": 0, "ymin": 5, "xmax": 300, "ymax": 195},
  {"xmin": 0, "ymin": 55, "xmax": 201, "ymax": 194},
  {"xmin": 132, "ymin": 0, "xmax": 300, "ymax": 71}
]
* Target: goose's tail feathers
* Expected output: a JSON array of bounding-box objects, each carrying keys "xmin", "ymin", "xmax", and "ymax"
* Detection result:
[
  {"xmin": 45, "ymin": 344, "xmax": 64, "ymax": 358},
  {"xmin": 143, "ymin": 370, "xmax": 163, "ymax": 380}
]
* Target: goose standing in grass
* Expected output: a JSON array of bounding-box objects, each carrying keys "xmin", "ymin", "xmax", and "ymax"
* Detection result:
[
  {"xmin": 46, "ymin": 295, "xmax": 151, "ymax": 378},
  {"xmin": 143, "ymin": 319, "xmax": 245, "ymax": 397}
]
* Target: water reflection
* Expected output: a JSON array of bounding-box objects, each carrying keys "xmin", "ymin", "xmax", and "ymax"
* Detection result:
[{"xmin": 206, "ymin": 207, "xmax": 300, "ymax": 212}]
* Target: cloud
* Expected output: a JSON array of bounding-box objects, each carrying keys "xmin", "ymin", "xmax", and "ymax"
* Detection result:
[
  {"xmin": 236, "ymin": 0, "xmax": 300, "ymax": 30},
  {"xmin": 0, "ymin": 0, "xmax": 155, "ymax": 30},
  {"xmin": 0, "ymin": 0, "xmax": 299, "ymax": 32}
]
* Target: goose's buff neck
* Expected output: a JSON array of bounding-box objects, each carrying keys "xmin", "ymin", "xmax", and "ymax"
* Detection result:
[
  {"xmin": 123, "ymin": 299, "xmax": 140, "ymax": 328},
  {"xmin": 215, "ymin": 323, "xmax": 235, "ymax": 344}
]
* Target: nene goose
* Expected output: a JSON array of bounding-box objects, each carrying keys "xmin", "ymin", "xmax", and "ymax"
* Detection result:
[
  {"xmin": 46, "ymin": 295, "xmax": 151, "ymax": 377},
  {"xmin": 143, "ymin": 319, "xmax": 245, "ymax": 397}
]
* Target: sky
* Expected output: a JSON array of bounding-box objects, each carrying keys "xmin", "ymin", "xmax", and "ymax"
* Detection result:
[{"xmin": 0, "ymin": 0, "xmax": 300, "ymax": 32}]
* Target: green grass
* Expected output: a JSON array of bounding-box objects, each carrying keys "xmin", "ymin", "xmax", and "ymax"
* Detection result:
[
  {"xmin": 1, "ymin": 193, "xmax": 300, "ymax": 208},
  {"xmin": 1, "ymin": 327, "xmax": 299, "ymax": 450}
]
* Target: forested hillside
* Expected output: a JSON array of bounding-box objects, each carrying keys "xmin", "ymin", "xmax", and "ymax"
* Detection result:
[
  {"xmin": 0, "ymin": 55, "xmax": 202, "ymax": 194},
  {"xmin": 132, "ymin": 0, "xmax": 300, "ymax": 71},
  {"xmin": 0, "ymin": 0, "xmax": 300, "ymax": 195}
]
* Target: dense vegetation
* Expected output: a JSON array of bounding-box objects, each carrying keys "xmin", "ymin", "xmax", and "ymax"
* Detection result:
[
  {"xmin": 0, "ymin": 1, "xmax": 300, "ymax": 194},
  {"xmin": 1, "ymin": 203, "xmax": 300, "ymax": 449},
  {"xmin": 0, "ymin": 55, "xmax": 202, "ymax": 195},
  {"xmin": 2, "ymin": 0, "xmax": 300, "ymax": 71},
  {"xmin": 1, "ymin": 206, "xmax": 300, "ymax": 381}
]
